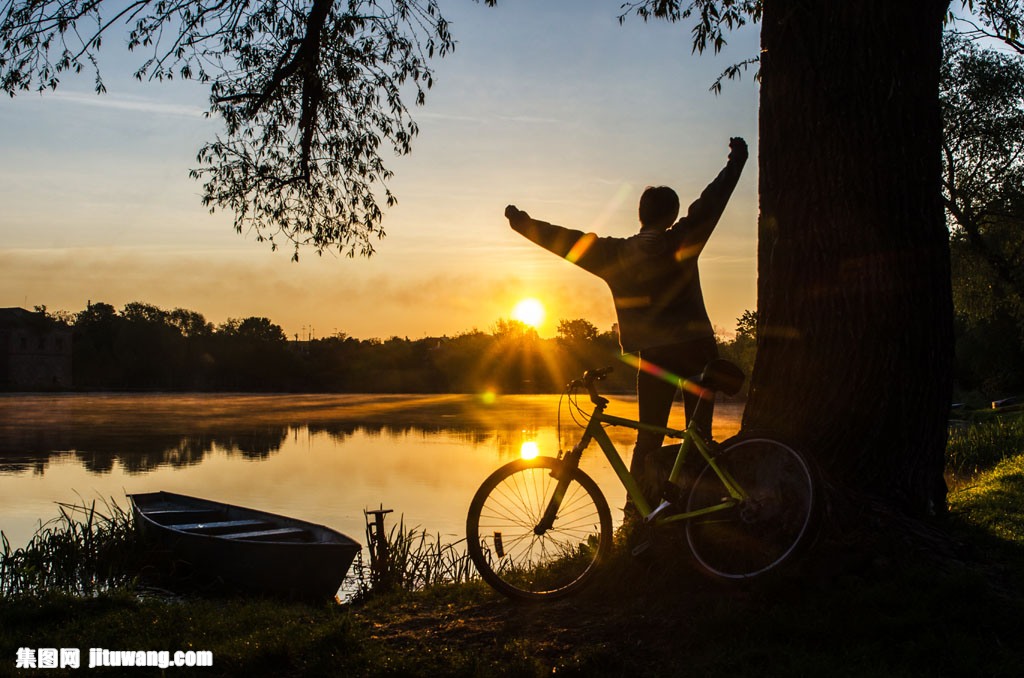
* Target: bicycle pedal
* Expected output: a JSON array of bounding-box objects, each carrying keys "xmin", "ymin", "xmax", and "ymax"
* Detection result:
[
  {"xmin": 644, "ymin": 499, "xmax": 674, "ymax": 524},
  {"xmin": 631, "ymin": 539, "xmax": 652, "ymax": 558}
]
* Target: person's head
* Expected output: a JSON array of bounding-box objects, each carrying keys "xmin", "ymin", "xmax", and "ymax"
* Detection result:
[{"xmin": 638, "ymin": 186, "xmax": 680, "ymax": 231}]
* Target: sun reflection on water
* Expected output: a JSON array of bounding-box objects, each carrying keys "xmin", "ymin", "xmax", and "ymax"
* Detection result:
[{"xmin": 519, "ymin": 440, "xmax": 540, "ymax": 460}]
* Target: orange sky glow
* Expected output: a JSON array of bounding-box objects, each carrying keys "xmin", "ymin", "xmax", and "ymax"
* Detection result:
[{"xmin": 0, "ymin": 1, "xmax": 760, "ymax": 342}]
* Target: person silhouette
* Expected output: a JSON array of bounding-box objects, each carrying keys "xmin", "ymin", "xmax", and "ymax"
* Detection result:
[{"xmin": 505, "ymin": 137, "xmax": 748, "ymax": 517}]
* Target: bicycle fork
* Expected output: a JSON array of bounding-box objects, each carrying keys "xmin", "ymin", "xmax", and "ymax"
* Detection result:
[{"xmin": 534, "ymin": 433, "xmax": 591, "ymax": 534}]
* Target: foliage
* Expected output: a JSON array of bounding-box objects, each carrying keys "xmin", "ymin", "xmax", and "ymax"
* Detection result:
[
  {"xmin": 52, "ymin": 300, "xmax": 634, "ymax": 393},
  {"xmin": 717, "ymin": 308, "xmax": 755, "ymax": 389},
  {"xmin": 942, "ymin": 33, "xmax": 1024, "ymax": 323},
  {"xmin": 940, "ymin": 33, "xmax": 1024, "ymax": 398},
  {"xmin": 0, "ymin": 0, "xmax": 453, "ymax": 259},
  {"xmin": 618, "ymin": 0, "xmax": 763, "ymax": 92},
  {"xmin": 954, "ymin": 0, "xmax": 1024, "ymax": 54},
  {"xmin": 219, "ymin": 316, "xmax": 289, "ymax": 343},
  {"xmin": 557, "ymin": 318, "xmax": 599, "ymax": 343},
  {"xmin": 69, "ymin": 301, "xmax": 296, "ymax": 390},
  {"xmin": 733, "ymin": 308, "xmax": 756, "ymax": 341},
  {"xmin": 618, "ymin": 1, "xmax": 1024, "ymax": 92},
  {"xmin": 35, "ymin": 296, "xmax": 1023, "ymax": 403},
  {"xmin": 619, "ymin": 0, "xmax": 763, "ymax": 54}
]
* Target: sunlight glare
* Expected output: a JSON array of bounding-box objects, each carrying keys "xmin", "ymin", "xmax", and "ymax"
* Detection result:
[
  {"xmin": 511, "ymin": 298, "xmax": 545, "ymax": 328},
  {"xmin": 520, "ymin": 441, "xmax": 540, "ymax": 460}
]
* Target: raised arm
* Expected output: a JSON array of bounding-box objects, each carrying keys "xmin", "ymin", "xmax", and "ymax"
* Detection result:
[
  {"xmin": 672, "ymin": 137, "xmax": 749, "ymax": 251},
  {"xmin": 505, "ymin": 205, "xmax": 614, "ymax": 273}
]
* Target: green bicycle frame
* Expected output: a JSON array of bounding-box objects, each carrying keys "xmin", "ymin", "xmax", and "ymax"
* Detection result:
[{"xmin": 565, "ymin": 399, "xmax": 749, "ymax": 525}]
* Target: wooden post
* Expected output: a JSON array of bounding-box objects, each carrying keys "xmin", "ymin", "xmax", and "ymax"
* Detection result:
[{"xmin": 364, "ymin": 507, "xmax": 393, "ymax": 590}]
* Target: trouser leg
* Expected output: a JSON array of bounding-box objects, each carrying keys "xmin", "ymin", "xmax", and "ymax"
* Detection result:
[
  {"xmin": 628, "ymin": 339, "xmax": 719, "ymax": 514},
  {"xmin": 629, "ymin": 348, "xmax": 685, "ymax": 514}
]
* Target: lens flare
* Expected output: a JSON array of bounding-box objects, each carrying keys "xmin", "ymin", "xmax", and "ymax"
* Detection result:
[
  {"xmin": 619, "ymin": 353, "xmax": 713, "ymax": 400},
  {"xmin": 565, "ymin": 232, "xmax": 598, "ymax": 264}
]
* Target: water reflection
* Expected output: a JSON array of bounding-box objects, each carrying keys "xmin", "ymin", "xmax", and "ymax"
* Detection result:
[
  {"xmin": 0, "ymin": 427, "xmax": 289, "ymax": 474},
  {"xmin": 0, "ymin": 393, "xmax": 743, "ymax": 550},
  {"xmin": 0, "ymin": 393, "xmax": 603, "ymax": 476},
  {"xmin": 0, "ymin": 424, "xmax": 570, "ymax": 476}
]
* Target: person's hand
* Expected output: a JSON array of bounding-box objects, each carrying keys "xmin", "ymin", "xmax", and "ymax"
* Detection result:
[
  {"xmin": 729, "ymin": 137, "xmax": 748, "ymax": 159},
  {"xmin": 505, "ymin": 205, "xmax": 529, "ymax": 225}
]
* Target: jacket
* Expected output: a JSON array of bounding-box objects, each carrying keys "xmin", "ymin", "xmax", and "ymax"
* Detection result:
[{"xmin": 510, "ymin": 148, "xmax": 746, "ymax": 353}]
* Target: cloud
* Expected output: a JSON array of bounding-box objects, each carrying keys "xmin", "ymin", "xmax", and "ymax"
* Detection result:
[{"xmin": 50, "ymin": 91, "xmax": 207, "ymax": 118}]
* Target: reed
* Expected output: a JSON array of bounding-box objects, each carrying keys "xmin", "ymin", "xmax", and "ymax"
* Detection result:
[
  {"xmin": 359, "ymin": 517, "xmax": 476, "ymax": 597},
  {"xmin": 0, "ymin": 497, "xmax": 139, "ymax": 597}
]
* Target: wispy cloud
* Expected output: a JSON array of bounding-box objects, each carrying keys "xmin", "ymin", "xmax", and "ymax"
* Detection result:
[
  {"xmin": 50, "ymin": 91, "xmax": 207, "ymax": 118},
  {"xmin": 418, "ymin": 110, "xmax": 561, "ymax": 125},
  {"xmin": 494, "ymin": 114, "xmax": 561, "ymax": 125}
]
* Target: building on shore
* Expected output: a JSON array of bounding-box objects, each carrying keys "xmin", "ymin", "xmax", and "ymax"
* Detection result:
[{"xmin": 0, "ymin": 307, "xmax": 73, "ymax": 390}]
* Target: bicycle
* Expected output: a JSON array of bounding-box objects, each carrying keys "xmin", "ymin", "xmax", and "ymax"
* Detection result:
[{"xmin": 466, "ymin": 359, "xmax": 820, "ymax": 600}]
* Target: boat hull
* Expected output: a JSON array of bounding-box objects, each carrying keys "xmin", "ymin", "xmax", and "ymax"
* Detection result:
[{"xmin": 129, "ymin": 491, "xmax": 360, "ymax": 600}]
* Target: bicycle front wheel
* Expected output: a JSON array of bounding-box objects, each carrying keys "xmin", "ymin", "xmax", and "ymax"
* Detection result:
[
  {"xmin": 686, "ymin": 436, "xmax": 818, "ymax": 579},
  {"xmin": 466, "ymin": 457, "xmax": 612, "ymax": 600}
]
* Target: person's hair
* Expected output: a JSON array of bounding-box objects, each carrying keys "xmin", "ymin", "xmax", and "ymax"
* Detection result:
[{"xmin": 638, "ymin": 186, "xmax": 680, "ymax": 229}]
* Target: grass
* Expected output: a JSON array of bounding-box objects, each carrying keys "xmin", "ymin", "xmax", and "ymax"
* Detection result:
[
  {"xmin": 358, "ymin": 518, "xmax": 477, "ymax": 597},
  {"xmin": 4, "ymin": 425, "xmax": 1024, "ymax": 676},
  {"xmin": 947, "ymin": 410, "xmax": 1024, "ymax": 475},
  {"xmin": 950, "ymin": 454, "xmax": 1024, "ymax": 551},
  {"xmin": 3, "ymin": 494, "xmax": 1022, "ymax": 677},
  {"xmin": 0, "ymin": 497, "xmax": 140, "ymax": 597}
]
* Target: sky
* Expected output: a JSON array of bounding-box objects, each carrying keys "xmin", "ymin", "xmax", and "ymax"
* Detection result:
[{"xmin": 0, "ymin": 0, "xmax": 761, "ymax": 341}]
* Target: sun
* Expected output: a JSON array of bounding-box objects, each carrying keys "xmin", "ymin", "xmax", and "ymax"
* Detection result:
[{"xmin": 511, "ymin": 298, "xmax": 545, "ymax": 328}]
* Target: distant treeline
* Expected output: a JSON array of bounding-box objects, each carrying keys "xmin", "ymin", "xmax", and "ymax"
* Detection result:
[{"xmin": 39, "ymin": 302, "xmax": 756, "ymax": 394}]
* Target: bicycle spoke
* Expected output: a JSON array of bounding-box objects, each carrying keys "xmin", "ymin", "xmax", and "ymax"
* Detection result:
[{"xmin": 467, "ymin": 457, "xmax": 612, "ymax": 599}]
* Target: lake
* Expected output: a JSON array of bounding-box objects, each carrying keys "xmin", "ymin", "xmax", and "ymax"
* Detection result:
[{"xmin": 0, "ymin": 393, "xmax": 744, "ymax": 552}]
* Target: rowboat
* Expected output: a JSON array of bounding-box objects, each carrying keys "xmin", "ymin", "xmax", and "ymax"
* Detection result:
[{"xmin": 128, "ymin": 491, "xmax": 361, "ymax": 600}]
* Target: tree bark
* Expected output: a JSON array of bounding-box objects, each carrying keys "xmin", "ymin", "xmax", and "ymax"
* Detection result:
[{"xmin": 746, "ymin": 0, "xmax": 954, "ymax": 517}]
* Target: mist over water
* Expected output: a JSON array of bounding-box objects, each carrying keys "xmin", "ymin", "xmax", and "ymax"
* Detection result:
[{"xmin": 0, "ymin": 393, "xmax": 743, "ymax": 548}]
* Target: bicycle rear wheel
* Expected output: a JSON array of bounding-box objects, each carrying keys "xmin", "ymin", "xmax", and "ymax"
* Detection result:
[
  {"xmin": 686, "ymin": 436, "xmax": 817, "ymax": 579},
  {"xmin": 467, "ymin": 457, "xmax": 612, "ymax": 600}
]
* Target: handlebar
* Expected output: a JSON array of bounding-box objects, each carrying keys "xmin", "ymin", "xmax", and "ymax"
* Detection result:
[{"xmin": 569, "ymin": 366, "xmax": 613, "ymax": 406}]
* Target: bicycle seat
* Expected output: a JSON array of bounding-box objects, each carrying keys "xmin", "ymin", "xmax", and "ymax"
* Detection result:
[{"xmin": 697, "ymin": 359, "xmax": 745, "ymax": 396}]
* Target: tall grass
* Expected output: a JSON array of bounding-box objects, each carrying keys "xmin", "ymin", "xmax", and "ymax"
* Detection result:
[
  {"xmin": 0, "ymin": 498, "xmax": 139, "ymax": 597},
  {"xmin": 356, "ymin": 517, "xmax": 476, "ymax": 599},
  {"xmin": 947, "ymin": 412, "xmax": 1024, "ymax": 476},
  {"xmin": 1, "ymin": 497, "xmax": 478, "ymax": 602}
]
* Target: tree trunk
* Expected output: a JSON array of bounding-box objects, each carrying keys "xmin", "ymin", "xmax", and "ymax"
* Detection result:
[{"xmin": 745, "ymin": 0, "xmax": 954, "ymax": 517}]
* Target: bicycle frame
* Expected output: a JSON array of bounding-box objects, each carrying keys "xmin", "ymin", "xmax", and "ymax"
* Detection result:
[
  {"xmin": 560, "ymin": 397, "xmax": 749, "ymax": 525},
  {"xmin": 469, "ymin": 366, "xmax": 818, "ymax": 598}
]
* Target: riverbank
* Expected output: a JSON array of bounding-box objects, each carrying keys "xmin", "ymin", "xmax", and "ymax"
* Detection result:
[{"xmin": 3, "ymin": 454, "xmax": 1023, "ymax": 677}]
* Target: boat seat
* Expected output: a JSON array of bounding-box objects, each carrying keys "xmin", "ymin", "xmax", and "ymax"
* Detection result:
[
  {"xmin": 223, "ymin": 527, "xmax": 310, "ymax": 541},
  {"xmin": 146, "ymin": 508, "xmax": 224, "ymax": 525},
  {"xmin": 174, "ymin": 519, "xmax": 271, "ymax": 534}
]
